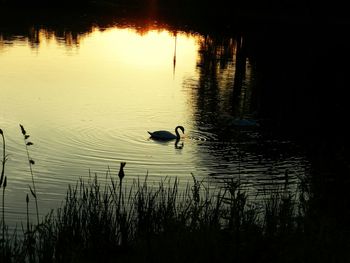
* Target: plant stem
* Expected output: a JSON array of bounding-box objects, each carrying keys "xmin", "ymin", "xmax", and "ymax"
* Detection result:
[
  {"xmin": 19, "ymin": 124, "xmax": 39, "ymax": 225},
  {"xmin": 0, "ymin": 130, "xmax": 5, "ymax": 187},
  {"xmin": 0, "ymin": 130, "xmax": 6, "ymax": 253},
  {"xmin": 118, "ymin": 162, "xmax": 126, "ymax": 210},
  {"xmin": 22, "ymin": 132, "xmax": 39, "ymax": 225},
  {"xmin": 2, "ymin": 177, "xmax": 6, "ymax": 245},
  {"xmin": 26, "ymin": 194, "xmax": 30, "ymax": 233}
]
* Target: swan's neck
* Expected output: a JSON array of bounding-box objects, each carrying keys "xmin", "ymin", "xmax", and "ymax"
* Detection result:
[{"xmin": 175, "ymin": 127, "xmax": 181, "ymax": 138}]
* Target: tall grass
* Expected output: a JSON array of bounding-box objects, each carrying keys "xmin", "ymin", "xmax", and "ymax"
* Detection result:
[
  {"xmin": 0, "ymin": 126, "xmax": 349, "ymax": 262},
  {"xmin": 0, "ymin": 166, "xmax": 348, "ymax": 262}
]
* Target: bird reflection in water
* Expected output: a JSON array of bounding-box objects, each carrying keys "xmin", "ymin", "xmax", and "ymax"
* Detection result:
[
  {"xmin": 148, "ymin": 137, "xmax": 184, "ymax": 150},
  {"xmin": 175, "ymin": 138, "xmax": 184, "ymax": 149}
]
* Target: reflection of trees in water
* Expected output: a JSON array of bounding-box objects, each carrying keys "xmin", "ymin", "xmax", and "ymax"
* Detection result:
[
  {"xmin": 0, "ymin": 9, "xmax": 177, "ymax": 49},
  {"xmin": 191, "ymin": 27, "xmax": 350, "ymax": 228},
  {"xmin": 0, "ymin": 23, "xmax": 180, "ymax": 50},
  {"xmin": 25, "ymin": 27, "xmax": 84, "ymax": 48},
  {"xmin": 186, "ymin": 34, "xmax": 257, "ymax": 137},
  {"xmin": 185, "ymin": 33, "xmax": 309, "ymax": 196},
  {"xmin": 1, "ymin": 25, "xmax": 90, "ymax": 49}
]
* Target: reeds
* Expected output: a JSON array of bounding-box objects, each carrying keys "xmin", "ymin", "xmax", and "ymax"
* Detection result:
[
  {"xmin": 19, "ymin": 124, "xmax": 39, "ymax": 225},
  {"xmin": 1, "ymin": 129, "xmax": 6, "ymax": 241},
  {"xmin": 0, "ymin": 165, "xmax": 347, "ymax": 263},
  {"xmin": 0, "ymin": 129, "xmax": 6, "ymax": 190},
  {"xmin": 0, "ymin": 130, "xmax": 20, "ymax": 263},
  {"xmin": 0, "ymin": 126, "xmax": 349, "ymax": 262}
]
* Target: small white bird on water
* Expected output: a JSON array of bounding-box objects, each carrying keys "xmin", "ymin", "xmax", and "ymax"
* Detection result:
[{"xmin": 148, "ymin": 126, "xmax": 185, "ymax": 140}]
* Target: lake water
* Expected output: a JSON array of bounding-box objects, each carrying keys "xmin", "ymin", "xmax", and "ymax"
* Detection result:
[{"xmin": 0, "ymin": 23, "xmax": 310, "ymax": 226}]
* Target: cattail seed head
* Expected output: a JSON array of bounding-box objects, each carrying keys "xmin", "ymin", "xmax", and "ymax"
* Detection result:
[{"xmin": 118, "ymin": 162, "xmax": 126, "ymax": 181}]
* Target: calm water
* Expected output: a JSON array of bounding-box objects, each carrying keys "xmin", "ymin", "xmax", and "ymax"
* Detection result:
[{"xmin": 0, "ymin": 24, "xmax": 309, "ymax": 226}]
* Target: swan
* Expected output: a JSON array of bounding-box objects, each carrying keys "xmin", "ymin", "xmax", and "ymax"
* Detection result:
[
  {"xmin": 148, "ymin": 126, "xmax": 185, "ymax": 140},
  {"xmin": 219, "ymin": 114, "xmax": 259, "ymax": 128},
  {"xmin": 231, "ymin": 119, "xmax": 259, "ymax": 127}
]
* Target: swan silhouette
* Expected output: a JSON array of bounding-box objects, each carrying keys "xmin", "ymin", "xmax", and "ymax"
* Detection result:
[{"xmin": 148, "ymin": 126, "xmax": 185, "ymax": 140}]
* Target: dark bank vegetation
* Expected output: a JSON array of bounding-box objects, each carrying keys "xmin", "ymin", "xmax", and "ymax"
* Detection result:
[
  {"xmin": 1, "ymin": 127, "xmax": 350, "ymax": 263},
  {"xmin": 1, "ymin": 0, "xmax": 349, "ymax": 28}
]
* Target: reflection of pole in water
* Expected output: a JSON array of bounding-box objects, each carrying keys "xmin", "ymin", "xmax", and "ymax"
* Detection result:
[{"xmin": 173, "ymin": 32, "xmax": 177, "ymax": 78}]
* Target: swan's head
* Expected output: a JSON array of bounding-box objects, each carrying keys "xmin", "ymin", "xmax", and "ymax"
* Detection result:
[{"xmin": 176, "ymin": 126, "xmax": 185, "ymax": 134}]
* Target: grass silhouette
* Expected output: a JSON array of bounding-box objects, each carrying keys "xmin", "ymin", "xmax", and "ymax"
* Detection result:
[{"xmin": 0, "ymin": 127, "xmax": 349, "ymax": 262}]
